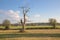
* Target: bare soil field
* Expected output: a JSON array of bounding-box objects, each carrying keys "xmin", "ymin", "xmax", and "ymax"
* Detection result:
[
  {"xmin": 0, "ymin": 29, "xmax": 60, "ymax": 40},
  {"xmin": 26, "ymin": 29, "xmax": 60, "ymax": 34},
  {"xmin": 0, "ymin": 29, "xmax": 60, "ymax": 34}
]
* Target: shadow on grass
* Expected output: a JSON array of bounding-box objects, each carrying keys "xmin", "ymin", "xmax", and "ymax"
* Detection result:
[{"xmin": 0, "ymin": 33, "xmax": 60, "ymax": 38}]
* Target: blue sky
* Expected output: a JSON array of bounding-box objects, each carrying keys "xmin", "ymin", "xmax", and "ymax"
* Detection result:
[{"xmin": 0, "ymin": 0, "xmax": 60, "ymax": 23}]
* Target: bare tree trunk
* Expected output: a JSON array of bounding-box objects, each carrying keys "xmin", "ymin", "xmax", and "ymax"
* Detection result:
[
  {"xmin": 20, "ymin": 7, "xmax": 29, "ymax": 32},
  {"xmin": 23, "ymin": 13, "xmax": 25, "ymax": 31},
  {"xmin": 20, "ymin": 19, "xmax": 25, "ymax": 32}
]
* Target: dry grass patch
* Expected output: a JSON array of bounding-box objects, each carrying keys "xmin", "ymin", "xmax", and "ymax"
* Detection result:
[
  {"xmin": 0, "ymin": 37, "xmax": 60, "ymax": 40},
  {"xmin": 0, "ymin": 29, "xmax": 60, "ymax": 34},
  {"xmin": 0, "ymin": 30, "xmax": 19, "ymax": 34},
  {"xmin": 26, "ymin": 29, "xmax": 60, "ymax": 34},
  {"xmin": 0, "ymin": 29, "xmax": 60, "ymax": 40}
]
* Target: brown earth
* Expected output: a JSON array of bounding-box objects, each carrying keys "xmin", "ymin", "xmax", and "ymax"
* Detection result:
[
  {"xmin": 0, "ymin": 29, "xmax": 60, "ymax": 40},
  {"xmin": 0, "ymin": 29, "xmax": 60, "ymax": 34}
]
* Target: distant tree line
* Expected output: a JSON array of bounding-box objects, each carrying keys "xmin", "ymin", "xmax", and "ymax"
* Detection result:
[{"xmin": 0, "ymin": 18, "xmax": 60, "ymax": 30}]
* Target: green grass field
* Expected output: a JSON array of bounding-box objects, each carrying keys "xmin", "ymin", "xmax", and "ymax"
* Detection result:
[
  {"xmin": 0, "ymin": 33, "xmax": 60, "ymax": 38},
  {"xmin": 0, "ymin": 25, "xmax": 60, "ymax": 29}
]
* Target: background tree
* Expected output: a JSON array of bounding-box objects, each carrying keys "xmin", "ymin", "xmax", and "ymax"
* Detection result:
[
  {"xmin": 3, "ymin": 19, "xmax": 11, "ymax": 30},
  {"xmin": 49, "ymin": 18, "xmax": 57, "ymax": 29}
]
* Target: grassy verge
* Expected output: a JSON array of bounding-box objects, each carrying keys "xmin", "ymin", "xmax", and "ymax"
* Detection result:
[{"xmin": 0, "ymin": 33, "xmax": 60, "ymax": 38}]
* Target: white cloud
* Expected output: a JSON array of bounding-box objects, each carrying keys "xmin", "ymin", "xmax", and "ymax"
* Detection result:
[
  {"xmin": 0, "ymin": 10, "xmax": 20, "ymax": 23},
  {"xmin": 0, "ymin": 10, "xmax": 60, "ymax": 23},
  {"xmin": 29, "ymin": 14, "xmax": 41, "ymax": 23},
  {"xmin": 34, "ymin": 14, "xmax": 40, "ymax": 18},
  {"xmin": 29, "ymin": 14, "xmax": 60, "ymax": 23}
]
